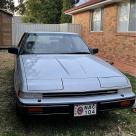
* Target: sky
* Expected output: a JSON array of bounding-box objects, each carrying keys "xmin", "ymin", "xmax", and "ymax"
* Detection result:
[
  {"xmin": 13, "ymin": 0, "xmax": 19, "ymax": 7},
  {"xmin": 75, "ymin": 0, "xmax": 90, "ymax": 6}
]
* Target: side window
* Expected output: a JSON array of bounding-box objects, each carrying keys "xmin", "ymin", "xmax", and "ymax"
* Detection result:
[
  {"xmin": 18, "ymin": 34, "xmax": 29, "ymax": 54},
  {"xmin": 91, "ymin": 8, "xmax": 103, "ymax": 32},
  {"xmin": 18, "ymin": 33, "xmax": 28, "ymax": 48}
]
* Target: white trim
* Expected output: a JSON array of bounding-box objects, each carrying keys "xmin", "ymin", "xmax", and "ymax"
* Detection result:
[
  {"xmin": 65, "ymin": 0, "xmax": 123, "ymax": 15},
  {"xmin": 90, "ymin": 31, "xmax": 104, "ymax": 33},
  {"xmin": 72, "ymin": 16, "xmax": 75, "ymax": 24},
  {"xmin": 117, "ymin": 31, "xmax": 136, "ymax": 33},
  {"xmin": 128, "ymin": 0, "xmax": 131, "ymax": 31}
]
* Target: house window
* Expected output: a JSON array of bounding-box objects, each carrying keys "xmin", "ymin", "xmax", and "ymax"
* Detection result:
[
  {"xmin": 118, "ymin": 0, "xmax": 136, "ymax": 32},
  {"xmin": 91, "ymin": 8, "xmax": 103, "ymax": 32}
]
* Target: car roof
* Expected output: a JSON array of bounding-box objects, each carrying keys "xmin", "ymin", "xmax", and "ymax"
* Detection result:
[{"xmin": 25, "ymin": 32, "xmax": 79, "ymax": 35}]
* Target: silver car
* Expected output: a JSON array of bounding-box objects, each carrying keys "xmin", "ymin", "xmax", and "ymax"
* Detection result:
[{"xmin": 8, "ymin": 32, "xmax": 135, "ymax": 117}]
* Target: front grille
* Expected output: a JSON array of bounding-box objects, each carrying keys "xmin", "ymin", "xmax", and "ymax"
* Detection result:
[{"xmin": 42, "ymin": 90, "xmax": 118, "ymax": 98}]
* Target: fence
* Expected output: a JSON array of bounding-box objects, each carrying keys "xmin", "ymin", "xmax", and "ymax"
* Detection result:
[{"xmin": 12, "ymin": 23, "xmax": 82, "ymax": 46}]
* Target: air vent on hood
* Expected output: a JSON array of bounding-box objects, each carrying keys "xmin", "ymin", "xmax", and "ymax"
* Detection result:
[{"xmin": 42, "ymin": 90, "xmax": 118, "ymax": 98}]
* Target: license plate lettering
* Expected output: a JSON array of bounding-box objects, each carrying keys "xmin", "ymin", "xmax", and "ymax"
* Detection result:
[{"xmin": 74, "ymin": 104, "xmax": 97, "ymax": 117}]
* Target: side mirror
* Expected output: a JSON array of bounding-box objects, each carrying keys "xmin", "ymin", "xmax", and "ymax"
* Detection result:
[
  {"xmin": 89, "ymin": 48, "xmax": 99, "ymax": 54},
  {"xmin": 8, "ymin": 47, "xmax": 19, "ymax": 55}
]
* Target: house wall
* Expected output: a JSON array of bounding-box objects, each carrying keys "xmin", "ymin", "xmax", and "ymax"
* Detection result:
[
  {"xmin": 73, "ymin": 4, "xmax": 136, "ymax": 70},
  {"xmin": 0, "ymin": 11, "xmax": 12, "ymax": 47}
]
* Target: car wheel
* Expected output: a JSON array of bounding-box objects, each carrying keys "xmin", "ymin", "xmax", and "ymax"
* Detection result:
[
  {"xmin": 16, "ymin": 102, "xmax": 27, "ymax": 118},
  {"xmin": 16, "ymin": 102, "xmax": 21, "ymax": 116}
]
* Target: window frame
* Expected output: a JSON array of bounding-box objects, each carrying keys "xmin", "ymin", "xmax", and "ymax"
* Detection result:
[
  {"xmin": 117, "ymin": 0, "xmax": 136, "ymax": 33},
  {"xmin": 90, "ymin": 7, "xmax": 104, "ymax": 32}
]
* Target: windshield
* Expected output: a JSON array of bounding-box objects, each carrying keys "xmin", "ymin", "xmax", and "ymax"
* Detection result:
[{"xmin": 20, "ymin": 33, "xmax": 90, "ymax": 54}]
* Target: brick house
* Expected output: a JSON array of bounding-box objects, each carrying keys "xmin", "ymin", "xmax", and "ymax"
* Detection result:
[
  {"xmin": 0, "ymin": 9, "xmax": 13, "ymax": 47},
  {"xmin": 65, "ymin": 0, "xmax": 136, "ymax": 76}
]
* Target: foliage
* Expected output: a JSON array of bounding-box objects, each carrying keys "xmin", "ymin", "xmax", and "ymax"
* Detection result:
[
  {"xmin": 15, "ymin": 0, "xmax": 26, "ymax": 15},
  {"xmin": 18, "ymin": 0, "xmax": 78, "ymax": 23},
  {"xmin": 61, "ymin": 0, "xmax": 72, "ymax": 23},
  {"xmin": 0, "ymin": 0, "xmax": 14, "ymax": 12},
  {"xmin": 125, "ymin": 73, "xmax": 136, "ymax": 91},
  {"xmin": 22, "ymin": 0, "xmax": 62, "ymax": 24}
]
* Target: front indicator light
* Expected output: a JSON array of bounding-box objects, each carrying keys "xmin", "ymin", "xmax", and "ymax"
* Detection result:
[
  {"xmin": 28, "ymin": 107, "xmax": 43, "ymax": 113},
  {"xmin": 18, "ymin": 91, "xmax": 42, "ymax": 99},
  {"xmin": 120, "ymin": 100, "xmax": 131, "ymax": 107}
]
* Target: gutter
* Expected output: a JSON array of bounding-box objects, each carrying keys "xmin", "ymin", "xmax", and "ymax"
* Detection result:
[{"xmin": 65, "ymin": 0, "xmax": 122, "ymax": 15}]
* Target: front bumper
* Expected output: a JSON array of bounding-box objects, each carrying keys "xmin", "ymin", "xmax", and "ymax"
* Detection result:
[{"xmin": 16, "ymin": 96, "xmax": 135, "ymax": 116}]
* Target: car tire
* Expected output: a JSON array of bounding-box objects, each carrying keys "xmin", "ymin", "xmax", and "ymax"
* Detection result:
[
  {"xmin": 16, "ymin": 102, "xmax": 27, "ymax": 119},
  {"xmin": 16, "ymin": 102, "xmax": 22, "ymax": 116}
]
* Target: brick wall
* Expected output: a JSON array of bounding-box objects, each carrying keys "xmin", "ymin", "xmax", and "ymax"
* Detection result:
[
  {"xmin": 73, "ymin": 4, "xmax": 136, "ymax": 73},
  {"xmin": 0, "ymin": 11, "xmax": 12, "ymax": 47}
]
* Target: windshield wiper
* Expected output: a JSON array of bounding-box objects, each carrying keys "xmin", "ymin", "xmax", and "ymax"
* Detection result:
[
  {"xmin": 69, "ymin": 52, "xmax": 90, "ymax": 54},
  {"xmin": 22, "ymin": 52, "xmax": 90, "ymax": 55}
]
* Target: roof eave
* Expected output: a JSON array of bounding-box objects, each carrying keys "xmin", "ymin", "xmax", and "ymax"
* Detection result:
[
  {"xmin": 0, "ymin": 9, "xmax": 13, "ymax": 16},
  {"xmin": 65, "ymin": 0, "xmax": 122, "ymax": 15}
]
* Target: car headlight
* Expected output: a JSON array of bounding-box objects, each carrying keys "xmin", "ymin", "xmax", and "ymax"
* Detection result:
[{"xmin": 18, "ymin": 91, "xmax": 42, "ymax": 99}]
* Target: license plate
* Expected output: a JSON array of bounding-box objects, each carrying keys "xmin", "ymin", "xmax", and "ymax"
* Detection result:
[{"xmin": 74, "ymin": 104, "xmax": 97, "ymax": 117}]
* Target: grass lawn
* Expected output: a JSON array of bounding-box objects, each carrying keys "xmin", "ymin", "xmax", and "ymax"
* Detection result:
[{"xmin": 0, "ymin": 51, "xmax": 136, "ymax": 136}]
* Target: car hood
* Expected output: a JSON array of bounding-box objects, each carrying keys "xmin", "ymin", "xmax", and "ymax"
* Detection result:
[{"xmin": 21, "ymin": 55, "xmax": 129, "ymax": 92}]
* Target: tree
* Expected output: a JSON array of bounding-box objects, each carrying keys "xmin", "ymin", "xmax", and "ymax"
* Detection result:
[
  {"xmin": 0, "ymin": 0, "xmax": 14, "ymax": 12},
  {"xmin": 23, "ymin": 0, "xmax": 62, "ymax": 24},
  {"xmin": 15, "ymin": 0, "xmax": 26, "ymax": 15},
  {"xmin": 61, "ymin": 0, "xmax": 72, "ymax": 23},
  {"xmin": 17, "ymin": 0, "xmax": 77, "ymax": 23}
]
